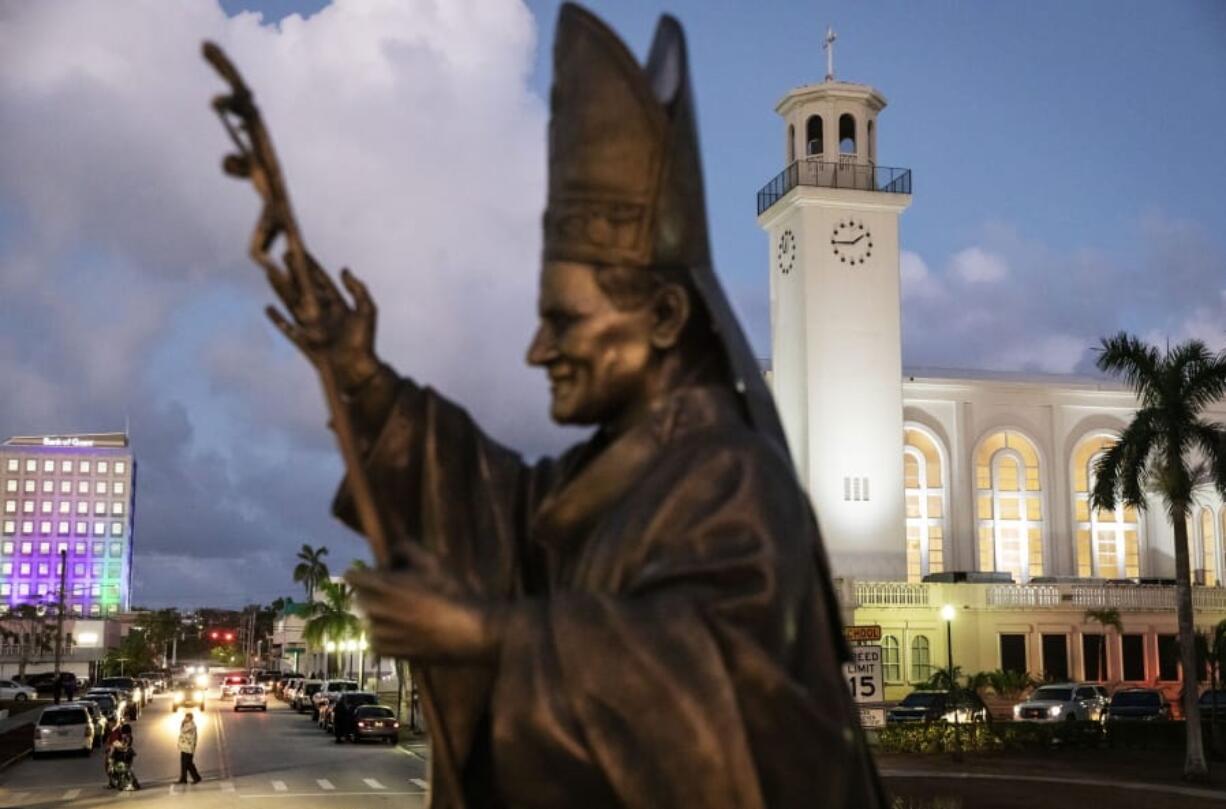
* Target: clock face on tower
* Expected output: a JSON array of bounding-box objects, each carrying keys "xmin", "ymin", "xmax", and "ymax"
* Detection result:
[
  {"xmin": 831, "ymin": 218, "xmax": 873, "ymax": 266},
  {"xmin": 776, "ymin": 229, "xmax": 797, "ymax": 275}
]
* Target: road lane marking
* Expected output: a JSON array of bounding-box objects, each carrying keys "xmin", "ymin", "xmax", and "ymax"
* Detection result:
[
  {"xmin": 317, "ymin": 779, "xmax": 335, "ymax": 790},
  {"xmin": 364, "ymin": 778, "xmax": 387, "ymax": 790},
  {"xmin": 271, "ymin": 780, "xmax": 288, "ymax": 791},
  {"xmin": 412, "ymin": 778, "xmax": 429, "ymax": 789},
  {"xmin": 62, "ymin": 789, "xmax": 81, "ymax": 800},
  {"xmin": 240, "ymin": 791, "xmax": 423, "ymax": 799}
]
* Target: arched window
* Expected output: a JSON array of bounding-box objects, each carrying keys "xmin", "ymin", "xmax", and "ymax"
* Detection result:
[
  {"xmin": 910, "ymin": 635, "xmax": 932, "ymax": 682},
  {"xmin": 838, "ymin": 113, "xmax": 856, "ymax": 154},
  {"xmin": 975, "ymin": 430, "xmax": 1044, "ymax": 583},
  {"xmin": 882, "ymin": 635, "xmax": 901, "ymax": 683},
  {"xmin": 787, "ymin": 123, "xmax": 795, "ymax": 163},
  {"xmin": 904, "ymin": 426, "xmax": 946, "ymax": 582},
  {"xmin": 1201, "ymin": 508, "xmax": 1218, "ymax": 586},
  {"xmin": 805, "ymin": 115, "xmax": 823, "ymax": 156},
  {"xmin": 1072, "ymin": 434, "xmax": 1140, "ymax": 578}
]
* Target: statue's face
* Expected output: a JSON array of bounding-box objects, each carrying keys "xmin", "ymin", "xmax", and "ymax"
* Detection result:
[{"xmin": 526, "ymin": 261, "xmax": 655, "ymax": 426}]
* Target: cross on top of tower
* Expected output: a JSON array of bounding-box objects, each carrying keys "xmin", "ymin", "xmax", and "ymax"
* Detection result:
[{"xmin": 823, "ymin": 26, "xmax": 837, "ymax": 82}]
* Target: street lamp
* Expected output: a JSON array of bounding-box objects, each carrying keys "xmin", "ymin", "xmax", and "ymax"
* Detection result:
[{"xmin": 941, "ymin": 604, "xmax": 962, "ymax": 761}]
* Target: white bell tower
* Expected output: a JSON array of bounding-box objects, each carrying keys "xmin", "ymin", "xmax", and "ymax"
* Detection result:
[{"xmin": 757, "ymin": 34, "xmax": 912, "ymax": 580}]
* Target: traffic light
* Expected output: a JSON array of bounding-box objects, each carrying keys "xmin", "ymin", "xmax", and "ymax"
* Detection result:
[{"xmin": 210, "ymin": 631, "xmax": 219, "ymax": 640}]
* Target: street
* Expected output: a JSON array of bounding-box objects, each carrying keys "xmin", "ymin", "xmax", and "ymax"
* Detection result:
[{"xmin": 0, "ymin": 692, "xmax": 428, "ymax": 808}]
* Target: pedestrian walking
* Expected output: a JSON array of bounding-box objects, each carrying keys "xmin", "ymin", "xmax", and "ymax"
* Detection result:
[
  {"xmin": 176, "ymin": 712, "xmax": 202, "ymax": 784},
  {"xmin": 64, "ymin": 677, "xmax": 75, "ymax": 702}
]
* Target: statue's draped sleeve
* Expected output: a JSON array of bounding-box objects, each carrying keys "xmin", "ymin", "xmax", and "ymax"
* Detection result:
[{"xmin": 490, "ymin": 431, "xmax": 885, "ymax": 809}]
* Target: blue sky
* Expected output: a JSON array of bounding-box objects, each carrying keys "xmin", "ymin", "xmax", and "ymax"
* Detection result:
[{"xmin": 2, "ymin": 1, "xmax": 1223, "ymax": 606}]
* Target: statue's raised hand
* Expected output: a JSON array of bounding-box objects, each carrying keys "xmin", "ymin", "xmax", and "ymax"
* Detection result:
[{"xmin": 264, "ymin": 253, "xmax": 381, "ymax": 393}]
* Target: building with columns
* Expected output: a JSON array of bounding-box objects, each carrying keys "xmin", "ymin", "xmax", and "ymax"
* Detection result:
[{"xmin": 757, "ymin": 47, "xmax": 1226, "ymax": 700}]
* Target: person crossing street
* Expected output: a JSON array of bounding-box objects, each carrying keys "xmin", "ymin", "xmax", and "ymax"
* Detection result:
[{"xmin": 177, "ymin": 712, "xmax": 202, "ymax": 784}]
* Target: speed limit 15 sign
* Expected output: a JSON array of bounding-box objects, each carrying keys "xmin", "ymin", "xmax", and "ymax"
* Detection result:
[{"xmin": 843, "ymin": 645, "xmax": 883, "ymax": 704}]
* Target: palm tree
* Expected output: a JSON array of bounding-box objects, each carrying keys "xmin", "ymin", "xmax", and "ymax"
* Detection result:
[
  {"xmin": 302, "ymin": 579, "xmax": 361, "ymax": 677},
  {"xmin": 1090, "ymin": 333, "xmax": 1226, "ymax": 781},
  {"xmin": 1084, "ymin": 607, "xmax": 1123, "ymax": 683},
  {"xmin": 1201, "ymin": 620, "xmax": 1226, "ymax": 755},
  {"xmin": 292, "ymin": 544, "xmax": 330, "ymax": 603}
]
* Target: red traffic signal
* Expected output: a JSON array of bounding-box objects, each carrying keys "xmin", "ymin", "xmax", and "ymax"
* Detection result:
[
  {"xmin": 210, "ymin": 631, "xmax": 219, "ymax": 640},
  {"xmin": 224, "ymin": 632, "xmax": 234, "ymax": 642}
]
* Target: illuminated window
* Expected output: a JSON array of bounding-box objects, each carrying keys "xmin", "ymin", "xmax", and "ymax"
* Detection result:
[
  {"xmin": 5, "ymin": 459, "xmax": 16, "ymax": 472},
  {"xmin": 38, "ymin": 541, "xmax": 49, "ymax": 554},
  {"xmin": 111, "ymin": 502, "xmax": 124, "ymax": 516},
  {"xmin": 38, "ymin": 522, "xmax": 50, "ymax": 536},
  {"xmin": 0, "ymin": 563, "xmax": 9, "ymax": 576},
  {"xmin": 95, "ymin": 481, "xmax": 107, "ymax": 495},
  {"xmin": 19, "ymin": 541, "xmax": 31, "ymax": 554},
  {"xmin": 114, "ymin": 481, "xmax": 125, "ymax": 495},
  {"xmin": 1072, "ymin": 434, "xmax": 1140, "ymax": 578},
  {"xmin": 56, "ymin": 541, "xmax": 66, "ymax": 555},
  {"xmin": 59, "ymin": 481, "xmax": 70, "ymax": 494},
  {"xmin": 3, "ymin": 501, "xmax": 13, "ymax": 514},
  {"xmin": 89, "ymin": 604, "xmax": 100, "ymax": 616},
  {"xmin": 61, "ymin": 460, "xmax": 72, "ymax": 474},
  {"xmin": 882, "ymin": 635, "xmax": 902, "ymax": 683},
  {"xmin": 110, "ymin": 541, "xmax": 122, "ymax": 556},
  {"xmin": 98, "ymin": 461, "xmax": 108, "ymax": 474},
  {"xmin": 79, "ymin": 461, "xmax": 90, "ymax": 474},
  {"xmin": 57, "ymin": 521, "xmax": 69, "ymax": 536},
  {"xmin": 18, "ymin": 583, "xmax": 29, "ymax": 597},
  {"xmin": 18, "ymin": 563, "xmax": 30, "ymax": 575},
  {"xmin": 41, "ymin": 480, "xmax": 52, "ymax": 494},
  {"xmin": 975, "ymin": 430, "xmax": 1045, "ymax": 583},
  {"xmin": 4, "ymin": 480, "xmax": 14, "ymax": 493},
  {"xmin": 110, "ymin": 523, "xmax": 123, "ymax": 537},
  {"xmin": 92, "ymin": 541, "xmax": 104, "ymax": 556},
  {"xmin": 92, "ymin": 522, "xmax": 104, "ymax": 536},
  {"xmin": 36, "ymin": 562, "xmax": 48, "ymax": 576},
  {"xmin": 1, "ymin": 522, "xmax": 12, "ymax": 536},
  {"xmin": 74, "ymin": 541, "xmax": 85, "ymax": 555},
  {"xmin": 904, "ymin": 426, "xmax": 947, "ymax": 582},
  {"xmin": 22, "ymin": 501, "xmax": 33, "ymax": 514},
  {"xmin": 115, "ymin": 461, "xmax": 126, "ymax": 475},
  {"xmin": 74, "ymin": 521, "xmax": 87, "ymax": 536},
  {"xmin": 57, "ymin": 502, "xmax": 69, "ymax": 515},
  {"xmin": 40, "ymin": 501, "xmax": 50, "ymax": 514},
  {"xmin": 73, "ymin": 562, "xmax": 84, "ymax": 577},
  {"xmin": 0, "ymin": 584, "xmax": 8, "ymax": 596},
  {"xmin": 93, "ymin": 502, "xmax": 105, "ymax": 516},
  {"xmin": 1200, "ymin": 508, "xmax": 1219, "ymax": 587},
  {"xmin": 42, "ymin": 459, "xmax": 54, "ymax": 473},
  {"xmin": 36, "ymin": 582, "xmax": 47, "ymax": 596},
  {"xmin": 910, "ymin": 635, "xmax": 932, "ymax": 682},
  {"xmin": 71, "ymin": 603, "xmax": 82, "ymax": 615},
  {"xmin": 0, "ymin": 540, "xmax": 9, "ymax": 553},
  {"xmin": 77, "ymin": 481, "xmax": 88, "ymax": 495},
  {"xmin": 20, "ymin": 522, "xmax": 32, "ymax": 535},
  {"xmin": 91, "ymin": 562, "xmax": 101, "ymax": 576},
  {"xmin": 24, "ymin": 459, "xmax": 35, "ymax": 473},
  {"xmin": 76, "ymin": 501, "xmax": 87, "ymax": 515},
  {"xmin": 23, "ymin": 480, "xmax": 34, "ymax": 493}
]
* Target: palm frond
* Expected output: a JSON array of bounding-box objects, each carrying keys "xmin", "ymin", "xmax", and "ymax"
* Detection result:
[
  {"xmin": 1096, "ymin": 332, "xmax": 1161, "ymax": 405},
  {"xmin": 1182, "ymin": 352, "xmax": 1226, "ymax": 413},
  {"xmin": 1192, "ymin": 421, "xmax": 1226, "ymax": 499}
]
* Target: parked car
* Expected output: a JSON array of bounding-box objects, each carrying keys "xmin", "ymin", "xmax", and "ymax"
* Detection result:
[
  {"xmin": 85, "ymin": 689, "xmax": 130, "ymax": 723},
  {"xmin": 98, "ymin": 677, "xmax": 144, "ymax": 708},
  {"xmin": 66, "ymin": 700, "xmax": 108, "ymax": 748},
  {"xmin": 279, "ymin": 677, "xmax": 303, "ymax": 701},
  {"xmin": 294, "ymin": 680, "xmax": 323, "ymax": 712},
  {"xmin": 19, "ymin": 671, "xmax": 79, "ymax": 696},
  {"xmin": 220, "ymin": 674, "xmax": 250, "ymax": 700},
  {"xmin": 137, "ymin": 671, "xmax": 167, "ymax": 693},
  {"xmin": 235, "ymin": 685, "xmax": 268, "ymax": 712},
  {"xmin": 887, "ymin": 690, "xmax": 990, "ymax": 724},
  {"xmin": 1200, "ymin": 689, "xmax": 1226, "ymax": 721},
  {"xmin": 82, "ymin": 692, "xmax": 121, "ymax": 729},
  {"xmin": 1013, "ymin": 683, "xmax": 1108, "ymax": 722},
  {"xmin": 312, "ymin": 680, "xmax": 358, "ymax": 720},
  {"xmin": 0, "ymin": 679, "xmax": 38, "ymax": 701},
  {"xmin": 351, "ymin": 705, "xmax": 400, "ymax": 744},
  {"xmin": 33, "ymin": 705, "xmax": 93, "ymax": 756},
  {"xmin": 1105, "ymin": 688, "xmax": 1170, "ymax": 721},
  {"xmin": 327, "ymin": 692, "xmax": 381, "ymax": 735}
]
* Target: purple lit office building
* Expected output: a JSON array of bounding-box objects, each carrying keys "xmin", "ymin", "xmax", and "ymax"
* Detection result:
[{"xmin": 0, "ymin": 433, "xmax": 135, "ymax": 616}]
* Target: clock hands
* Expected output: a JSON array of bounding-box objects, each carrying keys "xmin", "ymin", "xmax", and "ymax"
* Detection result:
[{"xmin": 832, "ymin": 232, "xmax": 866, "ymax": 246}]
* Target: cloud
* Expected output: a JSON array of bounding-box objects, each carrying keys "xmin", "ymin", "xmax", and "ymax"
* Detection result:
[
  {"xmin": 0, "ymin": 0, "xmax": 559, "ymax": 607},
  {"xmin": 949, "ymin": 247, "xmax": 1008, "ymax": 283},
  {"xmin": 901, "ymin": 212, "xmax": 1226, "ymax": 377}
]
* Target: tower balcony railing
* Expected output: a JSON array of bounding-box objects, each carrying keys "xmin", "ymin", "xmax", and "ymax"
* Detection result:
[
  {"xmin": 756, "ymin": 158, "xmax": 912, "ymax": 215},
  {"xmin": 851, "ymin": 579, "xmax": 1226, "ymax": 613}
]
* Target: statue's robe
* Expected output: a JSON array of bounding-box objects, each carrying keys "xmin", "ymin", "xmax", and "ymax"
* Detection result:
[{"xmin": 336, "ymin": 378, "xmax": 886, "ymax": 809}]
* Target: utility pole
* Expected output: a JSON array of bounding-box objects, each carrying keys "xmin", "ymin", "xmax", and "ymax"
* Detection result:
[{"xmin": 51, "ymin": 549, "xmax": 68, "ymax": 704}]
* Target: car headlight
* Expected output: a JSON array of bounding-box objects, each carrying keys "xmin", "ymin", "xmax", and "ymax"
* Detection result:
[
  {"xmin": 1049, "ymin": 705, "xmax": 1063, "ymax": 717},
  {"xmin": 193, "ymin": 691, "xmax": 204, "ymax": 701},
  {"xmin": 174, "ymin": 691, "xmax": 185, "ymax": 701},
  {"xmin": 194, "ymin": 674, "xmax": 209, "ymax": 688},
  {"xmin": 1013, "ymin": 705, "xmax": 1022, "ymax": 718}
]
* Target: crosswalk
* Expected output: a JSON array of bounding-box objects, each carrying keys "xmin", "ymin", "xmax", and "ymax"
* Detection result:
[{"xmin": 0, "ymin": 775, "xmax": 428, "ymax": 806}]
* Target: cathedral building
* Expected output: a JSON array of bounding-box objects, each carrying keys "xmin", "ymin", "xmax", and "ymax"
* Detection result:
[{"xmin": 757, "ymin": 52, "xmax": 1226, "ymax": 700}]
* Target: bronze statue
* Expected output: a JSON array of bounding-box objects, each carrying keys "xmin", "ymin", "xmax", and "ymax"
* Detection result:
[{"xmin": 208, "ymin": 4, "xmax": 886, "ymax": 807}]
